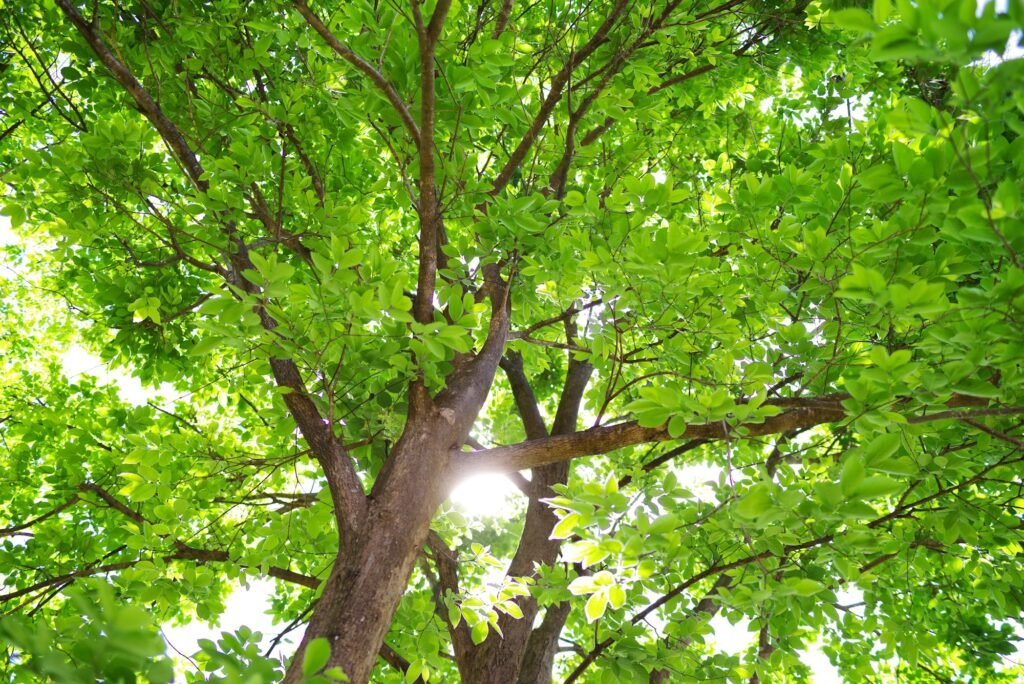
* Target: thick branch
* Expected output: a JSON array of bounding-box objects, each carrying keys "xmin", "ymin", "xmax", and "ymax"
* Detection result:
[
  {"xmin": 550, "ymin": 355, "xmax": 593, "ymax": 435},
  {"xmin": 456, "ymin": 399, "xmax": 845, "ymax": 473},
  {"xmin": 378, "ymin": 643, "xmax": 424, "ymax": 682},
  {"xmin": 426, "ymin": 531, "xmax": 473, "ymax": 667},
  {"xmin": 499, "ymin": 351, "xmax": 549, "ymax": 441},
  {"xmin": 455, "ymin": 397, "xmax": 1014, "ymax": 474},
  {"xmin": 492, "ymin": 0, "xmax": 514, "ymax": 38},
  {"xmin": 55, "ymin": 0, "xmax": 368, "ymax": 543},
  {"xmin": 269, "ymin": 359, "xmax": 367, "ymax": 545},
  {"xmin": 411, "ymin": 0, "xmax": 453, "ymax": 325}
]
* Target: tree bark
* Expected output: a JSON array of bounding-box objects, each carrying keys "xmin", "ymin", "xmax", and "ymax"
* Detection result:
[
  {"xmin": 517, "ymin": 602, "xmax": 571, "ymax": 684},
  {"xmin": 461, "ymin": 357, "xmax": 592, "ymax": 683},
  {"xmin": 282, "ymin": 264, "xmax": 509, "ymax": 683},
  {"xmin": 280, "ymin": 424, "xmax": 453, "ymax": 683}
]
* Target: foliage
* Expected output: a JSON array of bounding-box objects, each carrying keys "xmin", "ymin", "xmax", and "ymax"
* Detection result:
[
  {"xmin": 0, "ymin": 580, "xmax": 175, "ymax": 683},
  {"xmin": 1, "ymin": 0, "xmax": 1024, "ymax": 682}
]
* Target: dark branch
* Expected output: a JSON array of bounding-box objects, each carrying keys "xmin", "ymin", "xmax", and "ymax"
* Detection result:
[
  {"xmin": 499, "ymin": 351, "xmax": 549, "ymax": 441},
  {"xmin": 490, "ymin": 0, "xmax": 629, "ymax": 195},
  {"xmin": 54, "ymin": 0, "xmax": 204, "ymax": 187},
  {"xmin": 456, "ymin": 396, "xmax": 1011, "ymax": 474},
  {"xmin": 0, "ymin": 495, "xmax": 79, "ymax": 537},
  {"xmin": 293, "ymin": 0, "xmax": 421, "ymax": 146}
]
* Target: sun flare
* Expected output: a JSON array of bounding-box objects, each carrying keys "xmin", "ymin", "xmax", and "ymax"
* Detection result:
[{"xmin": 450, "ymin": 474, "xmax": 522, "ymax": 518}]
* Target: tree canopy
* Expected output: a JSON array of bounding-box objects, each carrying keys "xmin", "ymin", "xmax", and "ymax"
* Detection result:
[{"xmin": 1, "ymin": 0, "xmax": 1024, "ymax": 682}]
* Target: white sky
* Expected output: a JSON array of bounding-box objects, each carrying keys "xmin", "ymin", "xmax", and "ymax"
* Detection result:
[{"xmin": 0, "ymin": 215, "xmax": 14, "ymax": 246}]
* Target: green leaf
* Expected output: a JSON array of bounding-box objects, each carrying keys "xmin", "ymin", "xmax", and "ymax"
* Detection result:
[
  {"xmin": 501, "ymin": 601, "xmax": 524, "ymax": 619},
  {"xmin": 787, "ymin": 578, "xmax": 824, "ymax": 596},
  {"xmin": 447, "ymin": 602, "xmax": 461, "ymax": 628},
  {"xmin": 736, "ymin": 484, "xmax": 773, "ymax": 519},
  {"xmin": 832, "ymin": 8, "xmax": 876, "ymax": 33},
  {"xmin": 564, "ymin": 190, "xmax": 585, "ymax": 207},
  {"xmin": 608, "ymin": 584, "xmax": 626, "ymax": 609},
  {"xmin": 302, "ymin": 638, "xmax": 331, "ymax": 676},
  {"xmin": 568, "ymin": 576, "xmax": 599, "ymax": 595},
  {"xmin": 550, "ymin": 512, "xmax": 581, "ymax": 539},
  {"xmin": 862, "ymin": 433, "xmax": 902, "ymax": 466},
  {"xmin": 405, "ymin": 660, "xmax": 423, "ymax": 684},
  {"xmin": 470, "ymin": 621, "xmax": 489, "ymax": 645},
  {"xmin": 129, "ymin": 483, "xmax": 156, "ymax": 502},
  {"xmin": 873, "ymin": 0, "xmax": 893, "ymax": 24},
  {"xmin": 585, "ymin": 591, "xmax": 608, "ymax": 623},
  {"xmin": 852, "ymin": 476, "xmax": 905, "ymax": 499},
  {"xmin": 667, "ymin": 414, "xmax": 688, "ymax": 438}
]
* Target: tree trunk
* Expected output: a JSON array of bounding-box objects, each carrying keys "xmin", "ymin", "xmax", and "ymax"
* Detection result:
[
  {"xmin": 281, "ymin": 306, "xmax": 509, "ymax": 683},
  {"xmin": 281, "ymin": 423, "xmax": 454, "ymax": 684},
  {"xmin": 516, "ymin": 602, "xmax": 571, "ymax": 684}
]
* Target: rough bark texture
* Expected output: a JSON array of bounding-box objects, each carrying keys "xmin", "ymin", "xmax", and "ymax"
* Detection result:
[
  {"xmin": 517, "ymin": 602, "xmax": 572, "ymax": 684},
  {"xmin": 281, "ymin": 427, "xmax": 452, "ymax": 683}
]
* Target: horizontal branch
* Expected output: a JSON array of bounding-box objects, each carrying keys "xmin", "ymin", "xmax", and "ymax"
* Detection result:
[
  {"xmin": 0, "ymin": 546, "xmax": 319, "ymax": 605},
  {"xmin": 456, "ymin": 398, "xmax": 845, "ymax": 473},
  {"xmin": 454, "ymin": 395, "xmax": 1015, "ymax": 474}
]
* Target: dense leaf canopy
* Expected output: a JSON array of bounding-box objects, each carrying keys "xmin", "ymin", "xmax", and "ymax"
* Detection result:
[{"xmin": 1, "ymin": 0, "xmax": 1024, "ymax": 682}]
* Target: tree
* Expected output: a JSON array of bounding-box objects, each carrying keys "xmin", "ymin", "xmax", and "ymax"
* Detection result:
[{"xmin": 1, "ymin": 0, "xmax": 1023, "ymax": 681}]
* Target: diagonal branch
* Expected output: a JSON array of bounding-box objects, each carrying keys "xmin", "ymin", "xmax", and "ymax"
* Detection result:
[
  {"xmin": 55, "ymin": 0, "xmax": 367, "ymax": 544},
  {"xmin": 548, "ymin": 0, "xmax": 689, "ymax": 197},
  {"xmin": 53, "ymin": 0, "xmax": 204, "ymax": 187},
  {"xmin": 490, "ymin": 0, "xmax": 629, "ymax": 195},
  {"xmin": 492, "ymin": 0, "xmax": 514, "ymax": 38},
  {"xmin": 564, "ymin": 449, "xmax": 1024, "ymax": 681},
  {"xmin": 649, "ymin": 574, "xmax": 733, "ymax": 684},
  {"xmin": 499, "ymin": 351, "xmax": 549, "ymax": 442},
  {"xmin": 580, "ymin": 0, "xmax": 808, "ymax": 148},
  {"xmin": 378, "ymin": 643, "xmax": 425, "ymax": 682},
  {"xmin": 0, "ymin": 495, "xmax": 80, "ymax": 537},
  {"xmin": 293, "ymin": 0, "xmax": 421, "ymax": 147}
]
